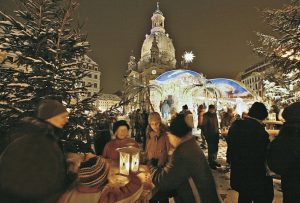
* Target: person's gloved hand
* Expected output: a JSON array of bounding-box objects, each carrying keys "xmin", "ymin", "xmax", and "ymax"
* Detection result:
[{"xmin": 150, "ymin": 158, "xmax": 159, "ymax": 167}]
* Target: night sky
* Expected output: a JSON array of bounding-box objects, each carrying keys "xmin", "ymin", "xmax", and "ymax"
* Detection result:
[{"xmin": 0, "ymin": 0, "xmax": 290, "ymax": 93}]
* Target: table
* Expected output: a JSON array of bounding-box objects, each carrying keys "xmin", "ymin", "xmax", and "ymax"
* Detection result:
[{"xmin": 107, "ymin": 160, "xmax": 155, "ymax": 203}]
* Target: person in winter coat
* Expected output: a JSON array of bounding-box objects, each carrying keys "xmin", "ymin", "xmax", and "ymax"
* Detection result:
[
  {"xmin": 221, "ymin": 107, "xmax": 235, "ymax": 170},
  {"xmin": 0, "ymin": 99, "xmax": 70, "ymax": 203},
  {"xmin": 197, "ymin": 104, "xmax": 207, "ymax": 148},
  {"xmin": 129, "ymin": 110, "xmax": 136, "ymax": 138},
  {"xmin": 267, "ymin": 102, "xmax": 300, "ymax": 203},
  {"xmin": 145, "ymin": 112, "xmax": 171, "ymax": 203},
  {"xmin": 150, "ymin": 114, "xmax": 221, "ymax": 203},
  {"xmin": 161, "ymin": 100, "xmax": 171, "ymax": 119},
  {"xmin": 197, "ymin": 105, "xmax": 206, "ymax": 128},
  {"xmin": 103, "ymin": 120, "xmax": 139, "ymax": 161},
  {"xmin": 145, "ymin": 112, "xmax": 170, "ymax": 168},
  {"xmin": 220, "ymin": 107, "xmax": 235, "ymax": 129},
  {"xmin": 227, "ymin": 102, "xmax": 274, "ymax": 203},
  {"xmin": 141, "ymin": 110, "xmax": 149, "ymax": 149},
  {"xmin": 134, "ymin": 109, "xmax": 145, "ymax": 143},
  {"xmin": 58, "ymin": 154, "xmax": 143, "ymax": 203},
  {"xmin": 169, "ymin": 107, "xmax": 178, "ymax": 121},
  {"xmin": 179, "ymin": 104, "xmax": 190, "ymax": 115},
  {"xmin": 202, "ymin": 104, "xmax": 221, "ymax": 169}
]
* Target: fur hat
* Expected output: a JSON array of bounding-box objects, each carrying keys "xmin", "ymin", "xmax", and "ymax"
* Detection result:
[
  {"xmin": 282, "ymin": 102, "xmax": 300, "ymax": 123},
  {"xmin": 37, "ymin": 99, "xmax": 67, "ymax": 120},
  {"xmin": 113, "ymin": 120, "xmax": 129, "ymax": 134},
  {"xmin": 169, "ymin": 114, "xmax": 192, "ymax": 138},
  {"xmin": 79, "ymin": 156, "xmax": 109, "ymax": 187}
]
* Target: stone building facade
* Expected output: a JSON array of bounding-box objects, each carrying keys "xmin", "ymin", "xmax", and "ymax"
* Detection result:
[{"xmin": 240, "ymin": 62, "xmax": 271, "ymax": 99}]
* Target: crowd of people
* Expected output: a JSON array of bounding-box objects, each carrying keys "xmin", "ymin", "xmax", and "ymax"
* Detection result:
[
  {"xmin": 0, "ymin": 98, "xmax": 299, "ymax": 203},
  {"xmin": 128, "ymin": 109, "xmax": 149, "ymax": 149}
]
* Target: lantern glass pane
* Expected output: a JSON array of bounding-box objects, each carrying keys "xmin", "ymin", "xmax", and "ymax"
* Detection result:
[
  {"xmin": 131, "ymin": 153, "xmax": 140, "ymax": 172},
  {"xmin": 120, "ymin": 152, "xmax": 130, "ymax": 175}
]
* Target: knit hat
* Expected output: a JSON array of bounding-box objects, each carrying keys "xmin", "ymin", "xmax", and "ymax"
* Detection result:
[
  {"xmin": 248, "ymin": 102, "xmax": 268, "ymax": 120},
  {"xmin": 79, "ymin": 156, "xmax": 109, "ymax": 187},
  {"xmin": 37, "ymin": 99, "xmax": 67, "ymax": 120},
  {"xmin": 282, "ymin": 102, "xmax": 300, "ymax": 123},
  {"xmin": 113, "ymin": 120, "xmax": 130, "ymax": 134},
  {"xmin": 169, "ymin": 114, "xmax": 192, "ymax": 138},
  {"xmin": 148, "ymin": 112, "xmax": 161, "ymax": 123}
]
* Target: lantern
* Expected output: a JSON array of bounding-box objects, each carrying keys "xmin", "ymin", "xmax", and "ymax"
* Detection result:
[
  {"xmin": 269, "ymin": 113, "xmax": 276, "ymax": 121},
  {"xmin": 117, "ymin": 146, "xmax": 140, "ymax": 175}
]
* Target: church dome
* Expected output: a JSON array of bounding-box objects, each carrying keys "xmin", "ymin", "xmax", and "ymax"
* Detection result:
[
  {"xmin": 138, "ymin": 3, "xmax": 176, "ymax": 70},
  {"xmin": 140, "ymin": 33, "xmax": 176, "ymax": 67}
]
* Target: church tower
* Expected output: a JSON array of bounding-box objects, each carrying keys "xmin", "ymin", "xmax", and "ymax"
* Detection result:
[
  {"xmin": 125, "ymin": 3, "xmax": 178, "ymax": 111},
  {"xmin": 137, "ymin": 2, "xmax": 177, "ymax": 73},
  {"xmin": 151, "ymin": 2, "xmax": 166, "ymax": 34}
]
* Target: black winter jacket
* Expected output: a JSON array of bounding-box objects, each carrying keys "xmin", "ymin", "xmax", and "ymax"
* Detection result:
[
  {"xmin": 267, "ymin": 123, "xmax": 300, "ymax": 203},
  {"xmin": 227, "ymin": 117, "xmax": 272, "ymax": 193},
  {"xmin": 202, "ymin": 112, "xmax": 219, "ymax": 142},
  {"xmin": 0, "ymin": 117, "xmax": 68, "ymax": 203},
  {"xmin": 150, "ymin": 137, "xmax": 220, "ymax": 203}
]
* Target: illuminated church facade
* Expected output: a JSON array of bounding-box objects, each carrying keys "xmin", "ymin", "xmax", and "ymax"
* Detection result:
[
  {"xmin": 123, "ymin": 3, "xmax": 258, "ymax": 113},
  {"xmin": 123, "ymin": 3, "xmax": 180, "ymax": 110},
  {"xmin": 125, "ymin": 3, "xmax": 177, "ymax": 86}
]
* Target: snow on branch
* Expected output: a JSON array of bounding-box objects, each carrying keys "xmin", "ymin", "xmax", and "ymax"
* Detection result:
[{"xmin": 7, "ymin": 83, "xmax": 30, "ymax": 87}]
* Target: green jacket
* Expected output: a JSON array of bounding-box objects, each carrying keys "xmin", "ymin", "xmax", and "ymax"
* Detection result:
[{"xmin": 150, "ymin": 137, "xmax": 221, "ymax": 203}]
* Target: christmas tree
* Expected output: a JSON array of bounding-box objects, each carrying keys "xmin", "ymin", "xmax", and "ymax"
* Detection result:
[
  {"xmin": 0, "ymin": 0, "xmax": 100, "ymax": 148},
  {"xmin": 253, "ymin": 0, "xmax": 300, "ymax": 105}
]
